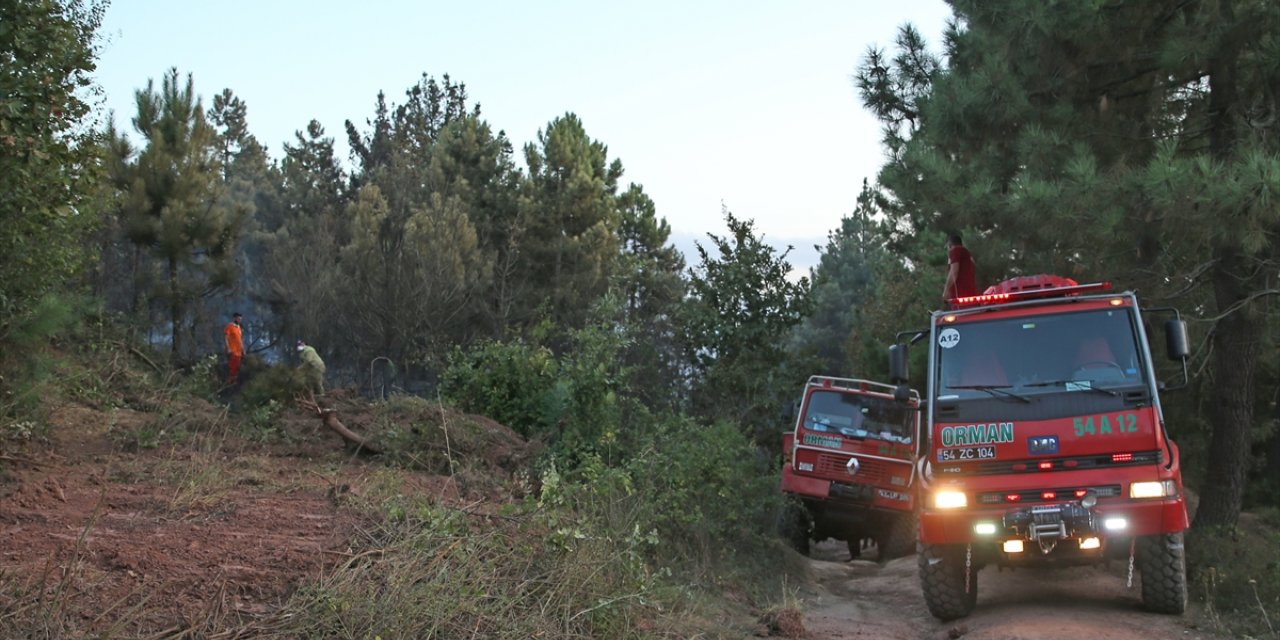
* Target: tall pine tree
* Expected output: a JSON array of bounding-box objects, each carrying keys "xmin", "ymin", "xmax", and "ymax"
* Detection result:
[
  {"xmin": 110, "ymin": 69, "xmax": 244, "ymax": 360},
  {"xmin": 858, "ymin": 1, "xmax": 1280, "ymax": 526}
]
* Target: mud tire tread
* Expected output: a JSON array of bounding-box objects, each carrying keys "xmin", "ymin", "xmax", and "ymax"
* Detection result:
[
  {"xmin": 918, "ymin": 542, "xmax": 977, "ymax": 620},
  {"xmin": 880, "ymin": 512, "xmax": 917, "ymax": 561},
  {"xmin": 777, "ymin": 500, "xmax": 811, "ymax": 556},
  {"xmin": 1137, "ymin": 532, "xmax": 1188, "ymax": 614}
]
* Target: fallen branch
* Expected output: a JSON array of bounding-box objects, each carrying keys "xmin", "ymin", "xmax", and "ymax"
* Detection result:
[
  {"xmin": 0, "ymin": 454, "xmax": 42, "ymax": 469},
  {"xmin": 113, "ymin": 340, "xmax": 164, "ymax": 374},
  {"xmin": 296, "ymin": 397, "xmax": 382, "ymax": 454}
]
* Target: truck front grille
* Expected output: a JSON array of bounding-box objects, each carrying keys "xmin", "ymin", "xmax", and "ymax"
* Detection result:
[
  {"xmin": 942, "ymin": 450, "xmax": 1162, "ymax": 476},
  {"xmin": 814, "ymin": 453, "xmax": 903, "ymax": 485},
  {"xmin": 978, "ymin": 484, "xmax": 1122, "ymax": 505}
]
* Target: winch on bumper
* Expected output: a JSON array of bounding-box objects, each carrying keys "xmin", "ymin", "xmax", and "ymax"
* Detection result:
[{"xmin": 1002, "ymin": 499, "xmax": 1097, "ymax": 554}]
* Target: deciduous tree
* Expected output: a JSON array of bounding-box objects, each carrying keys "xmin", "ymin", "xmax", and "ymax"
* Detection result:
[
  {"xmin": 0, "ymin": 0, "xmax": 105, "ymax": 339},
  {"xmin": 685, "ymin": 209, "xmax": 812, "ymax": 440}
]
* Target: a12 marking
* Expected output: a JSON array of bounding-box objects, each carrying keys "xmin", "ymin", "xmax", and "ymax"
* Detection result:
[{"xmin": 1073, "ymin": 413, "xmax": 1138, "ymax": 437}]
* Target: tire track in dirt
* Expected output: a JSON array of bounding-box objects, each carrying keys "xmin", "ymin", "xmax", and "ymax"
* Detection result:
[{"xmin": 798, "ymin": 541, "xmax": 1219, "ymax": 640}]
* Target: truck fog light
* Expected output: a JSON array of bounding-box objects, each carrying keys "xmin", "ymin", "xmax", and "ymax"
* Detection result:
[
  {"xmin": 1003, "ymin": 540, "xmax": 1024, "ymax": 553},
  {"xmin": 974, "ymin": 522, "xmax": 997, "ymax": 535},
  {"xmin": 798, "ymin": 462, "xmax": 814, "ymax": 472},
  {"xmin": 1079, "ymin": 537, "xmax": 1101, "ymax": 550},
  {"xmin": 933, "ymin": 490, "xmax": 968, "ymax": 509},
  {"xmin": 1103, "ymin": 517, "xmax": 1128, "ymax": 531}
]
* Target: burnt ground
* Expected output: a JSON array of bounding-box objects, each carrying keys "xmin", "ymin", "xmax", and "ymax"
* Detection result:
[{"xmin": 0, "ymin": 396, "xmax": 518, "ymax": 638}]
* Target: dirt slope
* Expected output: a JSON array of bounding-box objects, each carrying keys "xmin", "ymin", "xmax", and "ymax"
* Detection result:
[
  {"xmin": 798, "ymin": 540, "xmax": 1218, "ymax": 640},
  {"xmin": 0, "ymin": 397, "xmax": 498, "ymax": 637}
]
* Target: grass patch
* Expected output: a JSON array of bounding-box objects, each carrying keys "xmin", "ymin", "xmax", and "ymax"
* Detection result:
[{"xmin": 241, "ymin": 487, "xmax": 747, "ymax": 638}]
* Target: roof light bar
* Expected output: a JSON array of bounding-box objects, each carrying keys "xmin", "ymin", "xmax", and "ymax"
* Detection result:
[
  {"xmin": 952, "ymin": 292, "xmax": 1011, "ymax": 306},
  {"xmin": 949, "ymin": 281, "xmax": 1113, "ymax": 308}
]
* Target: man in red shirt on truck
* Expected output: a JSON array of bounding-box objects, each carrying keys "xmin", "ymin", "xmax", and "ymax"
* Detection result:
[{"xmin": 943, "ymin": 233, "xmax": 977, "ymax": 302}]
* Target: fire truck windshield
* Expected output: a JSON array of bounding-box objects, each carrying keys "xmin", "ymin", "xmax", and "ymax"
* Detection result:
[
  {"xmin": 936, "ymin": 308, "xmax": 1148, "ymax": 401},
  {"xmin": 802, "ymin": 390, "xmax": 913, "ymax": 444}
]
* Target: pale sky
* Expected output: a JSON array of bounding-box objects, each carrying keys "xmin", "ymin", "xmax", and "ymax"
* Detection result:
[{"xmin": 93, "ymin": 1, "xmax": 952, "ymax": 271}]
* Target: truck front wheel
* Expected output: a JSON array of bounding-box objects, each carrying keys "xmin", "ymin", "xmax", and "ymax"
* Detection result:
[
  {"xmin": 777, "ymin": 499, "xmax": 812, "ymax": 556},
  {"xmin": 1137, "ymin": 532, "xmax": 1187, "ymax": 614},
  {"xmin": 918, "ymin": 542, "xmax": 977, "ymax": 620},
  {"xmin": 879, "ymin": 512, "xmax": 917, "ymax": 561}
]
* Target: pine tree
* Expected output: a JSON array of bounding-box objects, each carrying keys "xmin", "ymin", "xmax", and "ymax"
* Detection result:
[
  {"xmin": 111, "ymin": 69, "xmax": 245, "ymax": 361},
  {"xmin": 521, "ymin": 113, "xmax": 624, "ymax": 332},
  {"xmin": 792, "ymin": 180, "xmax": 894, "ymax": 377},
  {"xmin": 615, "ymin": 183, "xmax": 687, "ymax": 409},
  {"xmin": 858, "ymin": 1, "xmax": 1280, "ymax": 526}
]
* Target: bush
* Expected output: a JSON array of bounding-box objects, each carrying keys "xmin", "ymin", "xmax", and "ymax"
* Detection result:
[
  {"xmin": 439, "ymin": 339, "xmax": 558, "ymax": 438},
  {"xmin": 236, "ymin": 362, "xmax": 306, "ymax": 409},
  {"xmin": 626, "ymin": 416, "xmax": 783, "ymax": 569},
  {"xmin": 440, "ymin": 328, "xmax": 631, "ymax": 465},
  {"xmin": 543, "ymin": 414, "xmax": 786, "ymax": 585},
  {"xmin": 1188, "ymin": 510, "xmax": 1280, "ymax": 637},
  {"xmin": 0, "ymin": 294, "xmax": 84, "ymax": 430}
]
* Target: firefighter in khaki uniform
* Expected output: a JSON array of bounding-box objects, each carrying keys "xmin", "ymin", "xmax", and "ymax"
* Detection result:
[{"xmin": 296, "ymin": 340, "xmax": 326, "ymax": 395}]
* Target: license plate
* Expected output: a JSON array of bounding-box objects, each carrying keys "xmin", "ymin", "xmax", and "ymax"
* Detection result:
[{"xmin": 936, "ymin": 446, "xmax": 996, "ymax": 462}]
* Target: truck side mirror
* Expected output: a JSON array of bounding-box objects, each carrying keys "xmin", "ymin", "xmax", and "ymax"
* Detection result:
[
  {"xmin": 889, "ymin": 344, "xmax": 909, "ymax": 384},
  {"xmin": 1165, "ymin": 319, "xmax": 1190, "ymax": 360},
  {"xmin": 894, "ymin": 383, "xmax": 913, "ymax": 403}
]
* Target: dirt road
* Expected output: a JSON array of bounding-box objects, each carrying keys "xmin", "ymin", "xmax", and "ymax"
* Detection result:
[{"xmin": 798, "ymin": 540, "xmax": 1217, "ymax": 640}]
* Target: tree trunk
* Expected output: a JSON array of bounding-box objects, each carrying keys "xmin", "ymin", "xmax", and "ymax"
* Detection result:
[
  {"xmin": 168, "ymin": 256, "xmax": 180, "ymax": 360},
  {"xmin": 1193, "ymin": 252, "xmax": 1259, "ymax": 528},
  {"xmin": 1193, "ymin": 0, "xmax": 1255, "ymax": 529}
]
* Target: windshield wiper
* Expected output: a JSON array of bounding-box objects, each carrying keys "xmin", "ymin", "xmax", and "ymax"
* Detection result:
[
  {"xmin": 1023, "ymin": 379, "xmax": 1120, "ymax": 397},
  {"xmin": 947, "ymin": 385, "xmax": 1033, "ymax": 404}
]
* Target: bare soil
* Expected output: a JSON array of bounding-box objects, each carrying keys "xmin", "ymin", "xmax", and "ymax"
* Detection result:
[
  {"xmin": 0, "ymin": 396, "xmax": 522, "ymax": 637},
  {"xmin": 797, "ymin": 540, "xmax": 1220, "ymax": 640}
]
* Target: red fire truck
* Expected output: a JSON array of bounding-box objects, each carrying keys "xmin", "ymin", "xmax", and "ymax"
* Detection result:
[
  {"xmin": 780, "ymin": 376, "xmax": 921, "ymax": 561},
  {"xmin": 888, "ymin": 275, "xmax": 1191, "ymax": 620}
]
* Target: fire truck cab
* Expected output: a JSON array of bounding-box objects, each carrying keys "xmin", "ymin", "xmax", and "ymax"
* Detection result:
[
  {"xmin": 780, "ymin": 376, "xmax": 921, "ymax": 561},
  {"xmin": 889, "ymin": 275, "xmax": 1191, "ymax": 620}
]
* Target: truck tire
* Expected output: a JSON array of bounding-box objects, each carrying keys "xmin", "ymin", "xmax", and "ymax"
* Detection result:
[
  {"xmin": 918, "ymin": 542, "xmax": 977, "ymax": 620},
  {"xmin": 777, "ymin": 500, "xmax": 811, "ymax": 556},
  {"xmin": 879, "ymin": 512, "xmax": 917, "ymax": 561},
  {"xmin": 1137, "ymin": 532, "xmax": 1187, "ymax": 614}
]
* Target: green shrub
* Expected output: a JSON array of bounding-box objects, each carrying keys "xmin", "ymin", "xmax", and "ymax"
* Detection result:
[
  {"xmin": 236, "ymin": 363, "xmax": 305, "ymax": 408},
  {"xmin": 0, "ymin": 294, "xmax": 84, "ymax": 428},
  {"xmin": 439, "ymin": 339, "xmax": 558, "ymax": 438},
  {"xmin": 1189, "ymin": 511, "xmax": 1280, "ymax": 637},
  {"xmin": 628, "ymin": 417, "xmax": 783, "ymax": 567},
  {"xmin": 440, "ymin": 330, "xmax": 632, "ymax": 462},
  {"xmin": 543, "ymin": 414, "xmax": 786, "ymax": 585}
]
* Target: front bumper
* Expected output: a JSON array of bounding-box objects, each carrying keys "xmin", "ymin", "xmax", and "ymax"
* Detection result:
[{"xmin": 920, "ymin": 495, "xmax": 1187, "ymax": 545}]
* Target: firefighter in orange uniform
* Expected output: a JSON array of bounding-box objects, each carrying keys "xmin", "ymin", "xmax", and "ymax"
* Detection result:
[{"xmin": 224, "ymin": 312, "xmax": 244, "ymax": 385}]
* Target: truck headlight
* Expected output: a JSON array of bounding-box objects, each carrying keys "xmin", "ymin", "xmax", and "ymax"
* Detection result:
[
  {"xmin": 1130, "ymin": 480, "xmax": 1176, "ymax": 499},
  {"xmin": 933, "ymin": 489, "xmax": 968, "ymax": 509}
]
